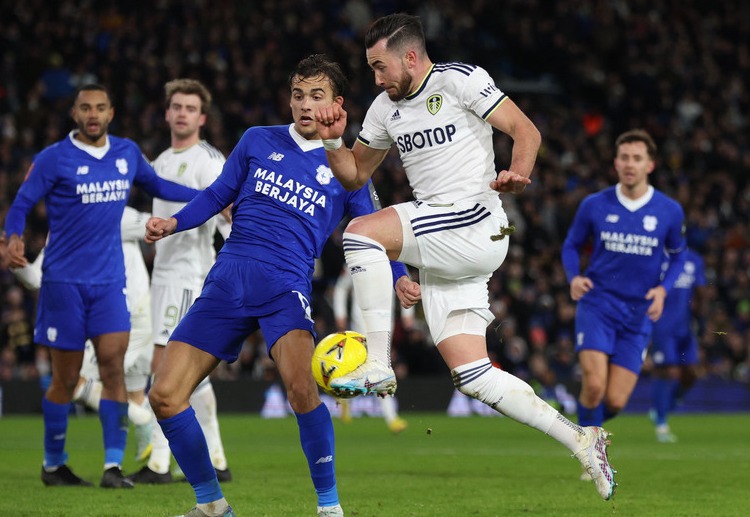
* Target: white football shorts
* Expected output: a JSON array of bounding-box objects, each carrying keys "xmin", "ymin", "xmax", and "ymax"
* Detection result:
[
  {"xmin": 393, "ymin": 200, "xmax": 510, "ymax": 344},
  {"xmin": 151, "ymin": 284, "xmax": 200, "ymax": 346}
]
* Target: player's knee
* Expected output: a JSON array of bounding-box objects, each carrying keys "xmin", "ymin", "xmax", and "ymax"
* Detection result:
[
  {"xmin": 148, "ymin": 384, "xmax": 181, "ymax": 419},
  {"xmin": 285, "ymin": 380, "xmax": 320, "ymax": 414},
  {"xmin": 580, "ymin": 378, "xmax": 606, "ymax": 404}
]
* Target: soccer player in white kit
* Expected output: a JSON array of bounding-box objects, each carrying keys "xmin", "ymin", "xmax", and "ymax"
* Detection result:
[
  {"xmin": 127, "ymin": 79, "xmax": 232, "ymax": 485},
  {"xmin": 315, "ymin": 13, "xmax": 617, "ymax": 501}
]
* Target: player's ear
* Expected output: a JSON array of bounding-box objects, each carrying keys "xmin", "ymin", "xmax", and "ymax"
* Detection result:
[{"xmin": 334, "ymin": 96, "xmax": 344, "ymax": 106}]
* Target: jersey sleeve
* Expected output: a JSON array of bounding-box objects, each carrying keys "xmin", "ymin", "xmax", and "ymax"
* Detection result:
[
  {"xmin": 561, "ymin": 196, "xmax": 593, "ymax": 282},
  {"xmin": 659, "ymin": 202, "xmax": 688, "ymax": 292},
  {"xmin": 357, "ymin": 95, "xmax": 394, "ymax": 150},
  {"xmin": 121, "ymin": 206, "xmax": 150, "ymax": 242},
  {"xmin": 461, "ymin": 65, "xmax": 507, "ymax": 120},
  {"xmin": 4, "ymin": 151, "xmax": 57, "ymax": 237},
  {"xmin": 173, "ymin": 130, "xmax": 251, "ymax": 233}
]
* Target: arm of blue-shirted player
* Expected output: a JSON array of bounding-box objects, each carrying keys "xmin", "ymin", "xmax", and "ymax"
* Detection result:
[
  {"xmin": 561, "ymin": 196, "xmax": 595, "ymax": 302},
  {"xmin": 345, "ymin": 181, "xmax": 420, "ymax": 309},
  {"xmin": 133, "ymin": 152, "xmax": 202, "ymax": 202},
  {"xmin": 4, "ymin": 151, "xmax": 57, "ymax": 268},
  {"xmin": 145, "ymin": 134, "xmax": 247, "ymax": 243},
  {"xmin": 646, "ymin": 206, "xmax": 688, "ymax": 322}
]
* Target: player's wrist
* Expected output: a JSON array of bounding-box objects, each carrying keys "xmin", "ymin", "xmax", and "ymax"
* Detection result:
[{"xmin": 322, "ymin": 137, "xmax": 343, "ymax": 151}]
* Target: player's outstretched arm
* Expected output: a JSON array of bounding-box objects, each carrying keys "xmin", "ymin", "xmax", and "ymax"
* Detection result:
[{"xmin": 145, "ymin": 217, "xmax": 177, "ymax": 243}]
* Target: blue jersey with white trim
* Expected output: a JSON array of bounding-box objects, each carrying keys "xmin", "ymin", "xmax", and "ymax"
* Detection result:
[
  {"xmin": 653, "ymin": 248, "xmax": 705, "ymax": 332},
  {"xmin": 562, "ymin": 185, "xmax": 686, "ymax": 313},
  {"xmin": 173, "ymin": 124, "xmax": 381, "ymax": 279},
  {"xmin": 4, "ymin": 133, "xmax": 199, "ymax": 284}
]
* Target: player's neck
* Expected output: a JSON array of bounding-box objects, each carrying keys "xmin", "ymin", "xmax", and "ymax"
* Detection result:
[
  {"xmin": 410, "ymin": 59, "xmax": 433, "ymax": 95},
  {"xmin": 171, "ymin": 134, "xmax": 200, "ymax": 151},
  {"xmin": 618, "ymin": 181, "xmax": 649, "ymax": 200}
]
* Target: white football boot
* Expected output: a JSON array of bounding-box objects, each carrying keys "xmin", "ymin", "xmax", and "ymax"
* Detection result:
[
  {"xmin": 318, "ymin": 504, "xmax": 344, "ymax": 516},
  {"xmin": 573, "ymin": 426, "xmax": 617, "ymax": 500},
  {"xmin": 330, "ymin": 359, "xmax": 396, "ymax": 397}
]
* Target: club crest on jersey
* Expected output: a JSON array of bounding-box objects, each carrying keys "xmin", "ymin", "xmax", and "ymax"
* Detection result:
[
  {"xmin": 116, "ymin": 158, "xmax": 128, "ymax": 175},
  {"xmin": 642, "ymin": 215, "xmax": 657, "ymax": 231},
  {"xmin": 316, "ymin": 165, "xmax": 333, "ymax": 185},
  {"xmin": 178, "ymin": 162, "xmax": 187, "ymax": 177},
  {"xmin": 427, "ymin": 94, "xmax": 442, "ymax": 115},
  {"xmin": 47, "ymin": 327, "xmax": 58, "ymax": 343}
]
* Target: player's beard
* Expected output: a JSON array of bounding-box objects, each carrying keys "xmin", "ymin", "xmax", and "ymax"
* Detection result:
[
  {"xmin": 77, "ymin": 120, "xmax": 108, "ymax": 143},
  {"xmin": 385, "ymin": 68, "xmax": 413, "ymax": 101}
]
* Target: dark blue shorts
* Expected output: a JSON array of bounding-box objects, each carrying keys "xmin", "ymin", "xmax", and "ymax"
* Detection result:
[
  {"xmin": 169, "ymin": 258, "xmax": 316, "ymax": 363},
  {"xmin": 650, "ymin": 326, "xmax": 698, "ymax": 367},
  {"xmin": 34, "ymin": 280, "xmax": 130, "ymax": 350},
  {"xmin": 574, "ymin": 297, "xmax": 652, "ymax": 374}
]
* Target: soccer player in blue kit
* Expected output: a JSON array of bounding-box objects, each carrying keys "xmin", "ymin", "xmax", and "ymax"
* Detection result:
[
  {"xmin": 649, "ymin": 247, "xmax": 706, "ymax": 442},
  {"xmin": 561, "ymin": 129, "xmax": 687, "ymax": 445},
  {"xmin": 145, "ymin": 55, "xmax": 418, "ymax": 517},
  {"xmin": 3, "ymin": 84, "xmax": 201, "ymax": 488}
]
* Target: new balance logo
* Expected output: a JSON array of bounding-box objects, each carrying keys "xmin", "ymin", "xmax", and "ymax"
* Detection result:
[
  {"xmin": 76, "ymin": 166, "xmax": 89, "ymax": 175},
  {"xmin": 390, "ymin": 109, "xmax": 401, "ymax": 121},
  {"xmin": 315, "ymin": 455, "xmax": 333, "ymax": 464},
  {"xmin": 605, "ymin": 214, "xmax": 619, "ymax": 223},
  {"xmin": 268, "ymin": 152, "xmax": 284, "ymax": 161}
]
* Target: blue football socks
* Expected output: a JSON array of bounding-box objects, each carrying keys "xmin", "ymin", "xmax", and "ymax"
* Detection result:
[
  {"xmin": 99, "ymin": 399, "xmax": 128, "ymax": 467},
  {"xmin": 296, "ymin": 403, "xmax": 338, "ymax": 507},
  {"xmin": 160, "ymin": 406, "xmax": 222, "ymax": 504},
  {"xmin": 42, "ymin": 397, "xmax": 70, "ymax": 468}
]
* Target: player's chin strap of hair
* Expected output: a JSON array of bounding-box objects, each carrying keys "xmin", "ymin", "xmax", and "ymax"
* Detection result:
[{"xmin": 322, "ymin": 137, "xmax": 343, "ymax": 151}]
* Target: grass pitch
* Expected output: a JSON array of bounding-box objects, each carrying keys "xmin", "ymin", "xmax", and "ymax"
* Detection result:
[{"xmin": 0, "ymin": 411, "xmax": 748, "ymax": 516}]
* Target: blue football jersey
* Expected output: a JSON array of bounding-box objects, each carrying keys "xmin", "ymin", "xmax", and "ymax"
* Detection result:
[
  {"xmin": 173, "ymin": 124, "xmax": 382, "ymax": 278},
  {"xmin": 4, "ymin": 132, "xmax": 199, "ymax": 284},
  {"xmin": 562, "ymin": 185, "xmax": 687, "ymax": 315},
  {"xmin": 653, "ymin": 248, "xmax": 705, "ymax": 332}
]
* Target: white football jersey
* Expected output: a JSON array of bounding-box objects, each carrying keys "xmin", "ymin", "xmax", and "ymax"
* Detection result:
[
  {"xmin": 151, "ymin": 141, "xmax": 226, "ymax": 288},
  {"xmin": 358, "ymin": 63, "xmax": 507, "ymax": 209}
]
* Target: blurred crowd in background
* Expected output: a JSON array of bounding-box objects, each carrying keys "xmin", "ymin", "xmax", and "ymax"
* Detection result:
[{"xmin": 1, "ymin": 1, "xmax": 749, "ymax": 400}]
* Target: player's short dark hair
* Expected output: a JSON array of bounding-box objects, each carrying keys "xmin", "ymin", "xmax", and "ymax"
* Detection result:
[
  {"xmin": 288, "ymin": 54, "xmax": 348, "ymax": 98},
  {"xmin": 73, "ymin": 84, "xmax": 112, "ymax": 105},
  {"xmin": 164, "ymin": 78, "xmax": 212, "ymax": 114},
  {"xmin": 615, "ymin": 129, "xmax": 657, "ymax": 159},
  {"xmin": 365, "ymin": 13, "xmax": 426, "ymax": 55}
]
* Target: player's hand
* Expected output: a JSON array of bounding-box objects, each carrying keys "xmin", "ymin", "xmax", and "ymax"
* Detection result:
[
  {"xmin": 395, "ymin": 275, "xmax": 421, "ymax": 309},
  {"xmin": 645, "ymin": 285, "xmax": 667, "ymax": 321},
  {"xmin": 314, "ymin": 104, "xmax": 348, "ymax": 141},
  {"xmin": 145, "ymin": 217, "xmax": 177, "ymax": 243},
  {"xmin": 570, "ymin": 275, "xmax": 594, "ymax": 301},
  {"xmin": 6, "ymin": 234, "xmax": 28, "ymax": 268},
  {"xmin": 490, "ymin": 170, "xmax": 531, "ymax": 194}
]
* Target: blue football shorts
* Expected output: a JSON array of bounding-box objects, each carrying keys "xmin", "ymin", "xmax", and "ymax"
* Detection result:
[
  {"xmin": 169, "ymin": 257, "xmax": 316, "ymax": 363},
  {"xmin": 650, "ymin": 326, "xmax": 698, "ymax": 367},
  {"xmin": 34, "ymin": 280, "xmax": 130, "ymax": 350},
  {"xmin": 574, "ymin": 296, "xmax": 652, "ymax": 374}
]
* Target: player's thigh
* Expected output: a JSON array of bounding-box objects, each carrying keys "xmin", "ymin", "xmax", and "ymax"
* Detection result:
[
  {"xmin": 151, "ymin": 284, "xmax": 199, "ymax": 346},
  {"xmin": 86, "ymin": 281, "xmax": 130, "ymax": 338},
  {"xmin": 153, "ymin": 340, "xmax": 220, "ymax": 409},
  {"xmin": 36, "ymin": 282, "xmax": 87, "ymax": 350},
  {"xmin": 271, "ymin": 329, "xmax": 319, "ymax": 408},
  {"xmin": 420, "ymin": 271, "xmax": 494, "ymax": 346},
  {"xmin": 346, "ymin": 206, "xmax": 403, "ymax": 259},
  {"xmin": 394, "ymin": 201, "xmax": 510, "ymax": 278}
]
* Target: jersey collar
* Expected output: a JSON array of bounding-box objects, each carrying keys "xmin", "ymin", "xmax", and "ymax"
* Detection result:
[
  {"xmin": 615, "ymin": 183, "xmax": 654, "ymax": 211},
  {"xmin": 405, "ymin": 64, "xmax": 435, "ymax": 101},
  {"xmin": 69, "ymin": 130, "xmax": 111, "ymax": 159},
  {"xmin": 288, "ymin": 123, "xmax": 324, "ymax": 152}
]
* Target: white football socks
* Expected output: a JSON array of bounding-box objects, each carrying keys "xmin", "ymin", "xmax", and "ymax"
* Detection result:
[
  {"xmin": 342, "ymin": 232, "xmax": 394, "ymax": 365},
  {"xmin": 191, "ymin": 378, "xmax": 228, "ymax": 471}
]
